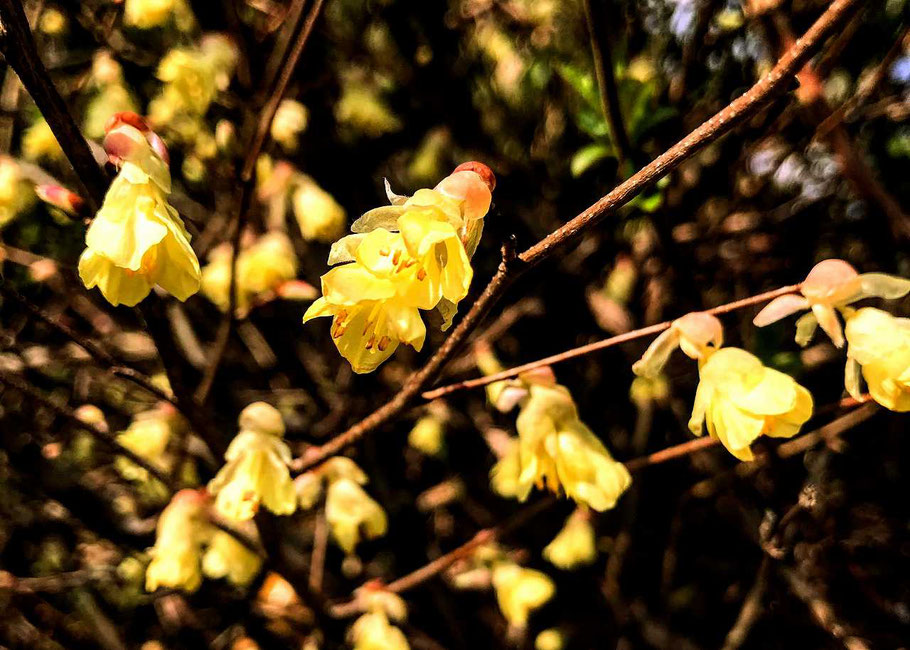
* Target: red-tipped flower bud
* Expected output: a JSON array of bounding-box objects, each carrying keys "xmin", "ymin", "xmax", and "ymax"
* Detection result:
[
  {"xmin": 34, "ymin": 184, "xmax": 88, "ymax": 217},
  {"xmin": 453, "ymin": 161, "xmax": 496, "ymax": 191}
]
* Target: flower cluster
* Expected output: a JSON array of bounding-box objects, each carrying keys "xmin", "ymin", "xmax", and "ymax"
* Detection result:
[
  {"xmin": 207, "ymin": 402, "xmax": 297, "ymax": 521},
  {"xmin": 752, "ymin": 259, "xmax": 910, "ymax": 413},
  {"xmin": 296, "ymin": 457, "xmax": 388, "ymax": 555},
  {"xmin": 201, "ymin": 231, "xmax": 312, "ymax": 316},
  {"xmin": 304, "ymin": 162, "xmax": 495, "ymax": 373},
  {"xmin": 114, "ymin": 402, "xmax": 186, "ymax": 484},
  {"xmin": 488, "ymin": 366, "xmax": 632, "ymax": 512},
  {"xmin": 79, "ymin": 114, "xmax": 201, "ymax": 306},
  {"xmin": 635, "ymin": 312, "xmax": 814, "ymax": 461},
  {"xmin": 347, "ymin": 586, "xmax": 410, "ymax": 650}
]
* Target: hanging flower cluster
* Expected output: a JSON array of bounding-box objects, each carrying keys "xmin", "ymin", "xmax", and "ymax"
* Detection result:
[
  {"xmin": 79, "ymin": 113, "xmax": 201, "ymax": 306},
  {"xmin": 843, "ymin": 308, "xmax": 910, "ymax": 411},
  {"xmin": 295, "ymin": 457, "xmax": 388, "ymax": 555},
  {"xmin": 634, "ymin": 312, "xmax": 814, "ymax": 461},
  {"xmin": 303, "ymin": 162, "xmax": 495, "ymax": 373},
  {"xmin": 114, "ymin": 402, "xmax": 187, "ymax": 484},
  {"xmin": 488, "ymin": 364, "xmax": 632, "ymax": 512},
  {"xmin": 347, "ymin": 586, "xmax": 410, "ymax": 650},
  {"xmin": 201, "ymin": 231, "xmax": 313, "ymax": 316},
  {"xmin": 207, "ymin": 402, "xmax": 297, "ymax": 521},
  {"xmin": 144, "ymin": 489, "xmax": 263, "ymax": 592}
]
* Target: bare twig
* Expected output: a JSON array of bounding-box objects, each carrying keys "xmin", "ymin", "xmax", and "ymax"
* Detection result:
[
  {"xmin": 309, "ymin": 513, "xmax": 328, "ymax": 594},
  {"xmin": 195, "ymin": 0, "xmax": 327, "ymax": 403},
  {"xmin": 293, "ymin": 0, "xmax": 860, "ymax": 474},
  {"xmin": 721, "ymin": 558, "xmax": 770, "ymax": 650},
  {"xmin": 581, "ymin": 0, "xmax": 633, "ymax": 167},
  {"xmin": 328, "ymin": 399, "xmax": 876, "ymax": 617},
  {"xmin": 422, "ymin": 283, "xmax": 801, "ymax": 400},
  {"xmin": 0, "ymin": 568, "xmax": 117, "ymax": 594}
]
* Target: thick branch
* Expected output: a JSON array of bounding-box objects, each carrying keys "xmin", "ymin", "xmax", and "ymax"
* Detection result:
[{"xmin": 293, "ymin": 0, "xmax": 860, "ymax": 473}]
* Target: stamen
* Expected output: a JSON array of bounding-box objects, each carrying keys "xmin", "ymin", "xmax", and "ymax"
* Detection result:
[
  {"xmin": 417, "ymin": 268, "xmax": 427, "ymax": 281},
  {"xmin": 379, "ymin": 248, "xmax": 390, "ymax": 256},
  {"xmin": 392, "ymin": 249, "xmax": 401, "ymax": 265},
  {"xmin": 377, "ymin": 336, "xmax": 391, "ymax": 351},
  {"xmin": 365, "ymin": 334, "xmax": 376, "ymax": 350}
]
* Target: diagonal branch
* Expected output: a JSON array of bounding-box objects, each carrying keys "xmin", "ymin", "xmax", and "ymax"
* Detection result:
[
  {"xmin": 292, "ymin": 0, "xmax": 862, "ymax": 474},
  {"xmin": 422, "ymin": 283, "xmax": 802, "ymax": 400}
]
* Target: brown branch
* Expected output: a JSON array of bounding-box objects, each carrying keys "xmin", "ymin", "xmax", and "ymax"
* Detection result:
[
  {"xmin": 292, "ymin": 0, "xmax": 861, "ymax": 474},
  {"xmin": 0, "ymin": 369, "xmax": 178, "ymax": 488},
  {"xmin": 0, "ymin": 0, "xmax": 108, "ymax": 209},
  {"xmin": 0, "ymin": 568, "xmax": 117, "ymax": 594},
  {"xmin": 581, "ymin": 0, "xmax": 633, "ymax": 168},
  {"xmin": 423, "ymin": 283, "xmax": 802, "ymax": 400},
  {"xmin": 328, "ymin": 400, "xmax": 876, "ymax": 617},
  {"xmin": 195, "ymin": 0, "xmax": 327, "ymax": 404}
]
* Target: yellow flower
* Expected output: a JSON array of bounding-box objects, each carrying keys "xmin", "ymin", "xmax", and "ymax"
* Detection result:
[
  {"xmin": 0, "ymin": 157, "xmax": 35, "ymax": 229},
  {"xmin": 270, "ymin": 100, "xmax": 308, "ymax": 152},
  {"xmin": 79, "ymin": 122, "xmax": 200, "ymax": 306},
  {"xmin": 325, "ymin": 477, "xmax": 388, "ymax": 554},
  {"xmin": 303, "ymin": 253, "xmax": 427, "ymax": 374},
  {"xmin": 292, "ymin": 175, "xmax": 347, "ymax": 243},
  {"xmin": 513, "ymin": 382, "xmax": 631, "ymax": 511},
  {"xmin": 124, "ymin": 0, "xmax": 184, "ymax": 28},
  {"xmin": 146, "ymin": 489, "xmax": 212, "ymax": 592},
  {"xmin": 207, "ymin": 402, "xmax": 297, "ymax": 521},
  {"xmin": 115, "ymin": 404, "xmax": 183, "ymax": 481},
  {"xmin": 633, "ymin": 312, "xmax": 723, "ymax": 378},
  {"xmin": 348, "ymin": 612, "xmax": 410, "ymax": 650},
  {"xmin": 408, "ymin": 414, "xmax": 445, "ymax": 456},
  {"xmin": 200, "ymin": 244, "xmax": 234, "ymax": 312},
  {"xmin": 202, "ymin": 521, "xmax": 263, "ymax": 587},
  {"xmin": 844, "ymin": 307, "xmax": 910, "ymax": 411},
  {"xmin": 335, "ymin": 78, "xmax": 402, "ymax": 138},
  {"xmin": 689, "ymin": 347, "xmax": 814, "ymax": 460},
  {"xmin": 491, "ymin": 562, "xmax": 555, "ymax": 628},
  {"xmin": 237, "ymin": 232, "xmax": 298, "ymax": 298},
  {"xmin": 754, "ymin": 259, "xmax": 910, "ymax": 348},
  {"xmin": 22, "ymin": 119, "xmax": 64, "ymax": 162},
  {"xmin": 542, "ymin": 510, "xmax": 597, "ymax": 569},
  {"xmin": 535, "ymin": 629, "xmax": 565, "ymax": 650}
]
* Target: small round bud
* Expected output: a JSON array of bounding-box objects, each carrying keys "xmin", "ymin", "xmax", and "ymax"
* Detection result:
[{"xmin": 238, "ymin": 402, "xmax": 285, "ymax": 436}]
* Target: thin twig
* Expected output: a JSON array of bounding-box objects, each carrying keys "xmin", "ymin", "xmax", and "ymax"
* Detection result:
[
  {"xmin": 309, "ymin": 512, "xmax": 328, "ymax": 594},
  {"xmin": 195, "ymin": 0, "xmax": 327, "ymax": 403},
  {"xmin": 0, "ymin": 369, "xmax": 178, "ymax": 488},
  {"xmin": 328, "ymin": 399, "xmax": 875, "ymax": 617},
  {"xmin": 581, "ymin": 0, "xmax": 633, "ymax": 167},
  {"xmin": 292, "ymin": 0, "xmax": 860, "ymax": 474},
  {"xmin": 422, "ymin": 283, "xmax": 801, "ymax": 400},
  {"xmin": 0, "ymin": 567, "xmax": 117, "ymax": 594}
]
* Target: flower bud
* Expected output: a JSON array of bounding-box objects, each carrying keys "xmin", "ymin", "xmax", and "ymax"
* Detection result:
[
  {"xmin": 35, "ymin": 185, "xmax": 88, "ymax": 217},
  {"xmin": 238, "ymin": 402, "xmax": 285, "ymax": 437}
]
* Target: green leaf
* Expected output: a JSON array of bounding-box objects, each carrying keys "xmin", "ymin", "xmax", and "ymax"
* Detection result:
[{"xmin": 571, "ymin": 143, "xmax": 613, "ymax": 177}]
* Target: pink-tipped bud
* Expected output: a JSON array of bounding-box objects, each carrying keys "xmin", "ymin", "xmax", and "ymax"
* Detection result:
[
  {"xmin": 276, "ymin": 280, "xmax": 319, "ymax": 301},
  {"xmin": 35, "ymin": 184, "xmax": 88, "ymax": 217},
  {"xmin": 104, "ymin": 111, "xmax": 150, "ymax": 134},
  {"xmin": 453, "ymin": 161, "xmax": 496, "ymax": 191},
  {"xmin": 146, "ymin": 130, "xmax": 170, "ymax": 164},
  {"xmin": 801, "ymin": 259, "xmax": 861, "ymax": 303},
  {"xmin": 103, "ymin": 112, "xmax": 169, "ymax": 166}
]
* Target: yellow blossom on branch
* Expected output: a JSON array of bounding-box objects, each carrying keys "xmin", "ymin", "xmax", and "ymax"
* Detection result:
[
  {"xmin": 202, "ymin": 520, "xmax": 263, "ymax": 587},
  {"xmin": 543, "ymin": 509, "xmax": 597, "ymax": 569},
  {"xmin": 325, "ymin": 476, "xmax": 388, "ymax": 555},
  {"xmin": 78, "ymin": 114, "xmax": 201, "ymax": 306},
  {"xmin": 689, "ymin": 347, "xmax": 814, "ymax": 460},
  {"xmin": 146, "ymin": 489, "xmax": 212, "ymax": 592},
  {"xmin": 844, "ymin": 307, "xmax": 910, "ymax": 411},
  {"xmin": 207, "ymin": 402, "xmax": 297, "ymax": 521},
  {"xmin": 753, "ymin": 259, "xmax": 910, "ymax": 347},
  {"xmin": 491, "ymin": 562, "xmax": 555, "ymax": 629}
]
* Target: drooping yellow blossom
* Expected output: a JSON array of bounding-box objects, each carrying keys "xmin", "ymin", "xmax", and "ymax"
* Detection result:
[
  {"xmin": 844, "ymin": 307, "xmax": 910, "ymax": 411},
  {"xmin": 123, "ymin": 0, "xmax": 195, "ymax": 30},
  {"xmin": 348, "ymin": 612, "xmax": 410, "ymax": 650},
  {"xmin": 22, "ymin": 118, "xmax": 64, "ymax": 163},
  {"xmin": 690, "ymin": 347, "xmax": 814, "ymax": 461},
  {"xmin": 292, "ymin": 175, "xmax": 347, "ymax": 243},
  {"xmin": 753, "ymin": 259, "xmax": 910, "ymax": 348},
  {"xmin": 270, "ymin": 100, "xmax": 309, "ymax": 152},
  {"xmin": 304, "ymin": 164, "xmax": 495, "ymax": 372},
  {"xmin": 335, "ymin": 77, "xmax": 402, "ymax": 138},
  {"xmin": 408, "ymin": 413, "xmax": 445, "ymax": 456},
  {"xmin": 633, "ymin": 311, "xmax": 724, "ymax": 378},
  {"xmin": 79, "ymin": 118, "xmax": 201, "ymax": 306},
  {"xmin": 115, "ymin": 403, "xmax": 184, "ymax": 481},
  {"xmin": 542, "ymin": 510, "xmax": 597, "ymax": 569},
  {"xmin": 146, "ymin": 489, "xmax": 212, "ymax": 592},
  {"xmin": 207, "ymin": 402, "xmax": 297, "ymax": 521},
  {"xmin": 491, "ymin": 562, "xmax": 555, "ymax": 629},
  {"xmin": 148, "ymin": 35, "xmax": 237, "ymax": 141},
  {"xmin": 535, "ymin": 629, "xmax": 565, "ymax": 650},
  {"xmin": 325, "ymin": 477, "xmax": 388, "ymax": 554},
  {"xmin": 493, "ymin": 374, "xmax": 631, "ymax": 511},
  {"xmin": 0, "ymin": 157, "xmax": 36, "ymax": 229},
  {"xmin": 202, "ymin": 520, "xmax": 263, "ymax": 587}
]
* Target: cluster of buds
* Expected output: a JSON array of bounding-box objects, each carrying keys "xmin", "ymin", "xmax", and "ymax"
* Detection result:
[
  {"xmin": 304, "ymin": 162, "xmax": 495, "ymax": 373},
  {"xmin": 79, "ymin": 113, "xmax": 201, "ymax": 307},
  {"xmin": 295, "ymin": 457, "xmax": 388, "ymax": 555}
]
